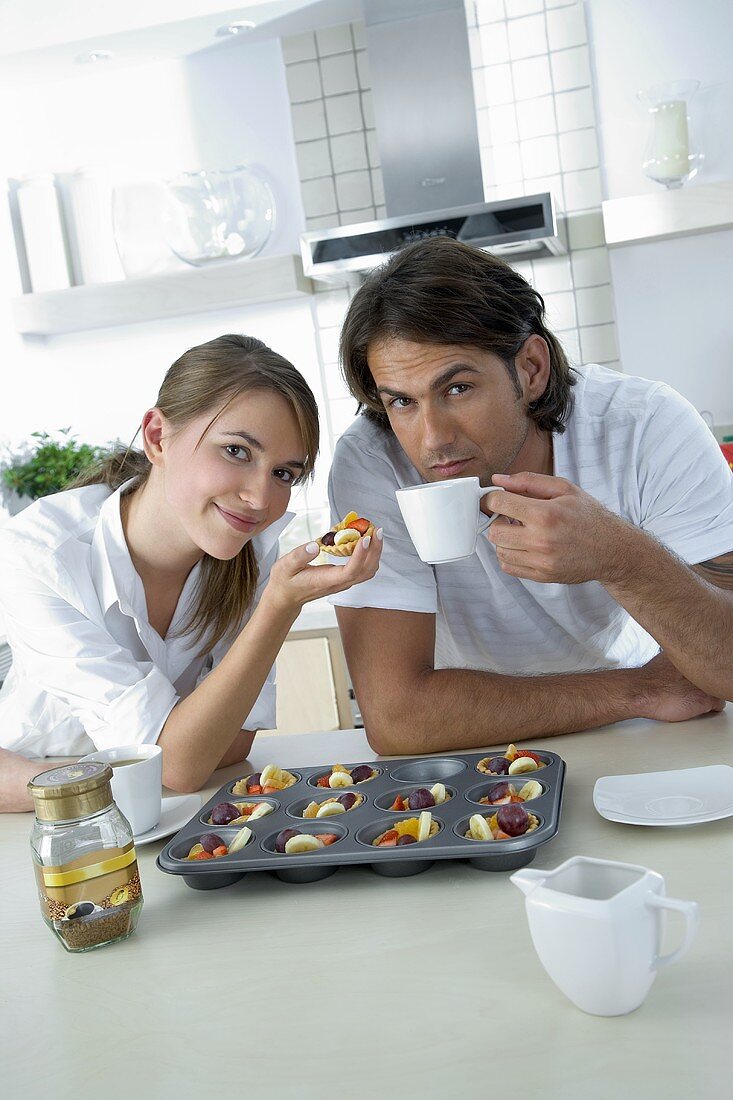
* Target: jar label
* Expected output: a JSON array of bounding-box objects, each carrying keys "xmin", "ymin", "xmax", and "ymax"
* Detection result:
[{"xmin": 34, "ymin": 841, "xmax": 143, "ymax": 946}]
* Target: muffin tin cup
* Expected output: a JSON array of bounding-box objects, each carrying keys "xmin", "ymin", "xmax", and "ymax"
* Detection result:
[
  {"xmin": 453, "ymin": 812, "xmax": 545, "ymax": 873},
  {"xmin": 157, "ymin": 751, "xmax": 565, "ymax": 889},
  {"xmin": 463, "ymin": 780, "xmax": 547, "ymax": 808},
  {"xmin": 201, "ymin": 796, "xmax": 280, "ymax": 827},
  {"xmin": 307, "ymin": 764, "xmax": 381, "ymax": 789},
  {"xmin": 373, "ymin": 787, "xmax": 456, "ymax": 812},
  {"xmin": 285, "ymin": 793, "xmax": 366, "ymax": 820}
]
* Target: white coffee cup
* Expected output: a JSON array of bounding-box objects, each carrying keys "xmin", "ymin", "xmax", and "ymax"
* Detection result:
[
  {"xmin": 79, "ymin": 744, "xmax": 163, "ymax": 836},
  {"xmin": 511, "ymin": 855, "xmax": 699, "ymax": 1016},
  {"xmin": 395, "ymin": 477, "xmax": 504, "ymax": 564}
]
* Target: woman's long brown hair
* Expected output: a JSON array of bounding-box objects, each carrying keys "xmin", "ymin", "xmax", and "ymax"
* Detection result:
[{"xmin": 72, "ymin": 334, "xmax": 319, "ymax": 654}]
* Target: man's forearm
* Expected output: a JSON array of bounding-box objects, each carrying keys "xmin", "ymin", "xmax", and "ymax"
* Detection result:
[
  {"xmin": 367, "ymin": 664, "xmax": 645, "ymax": 756},
  {"xmin": 602, "ymin": 526, "xmax": 733, "ymax": 701}
]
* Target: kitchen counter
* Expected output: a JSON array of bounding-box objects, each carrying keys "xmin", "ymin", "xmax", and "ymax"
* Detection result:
[{"xmin": 2, "ymin": 712, "xmax": 732, "ymax": 1098}]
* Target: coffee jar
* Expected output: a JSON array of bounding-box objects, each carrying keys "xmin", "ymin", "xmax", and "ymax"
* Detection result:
[{"xmin": 29, "ymin": 762, "xmax": 144, "ymax": 952}]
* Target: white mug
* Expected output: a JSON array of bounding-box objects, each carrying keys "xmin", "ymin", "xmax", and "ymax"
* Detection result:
[
  {"xmin": 395, "ymin": 477, "xmax": 505, "ymax": 564},
  {"xmin": 79, "ymin": 744, "xmax": 163, "ymax": 836},
  {"xmin": 511, "ymin": 856, "xmax": 699, "ymax": 1016}
]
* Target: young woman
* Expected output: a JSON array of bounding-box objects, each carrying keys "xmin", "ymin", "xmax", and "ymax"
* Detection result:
[{"xmin": 0, "ymin": 333, "xmax": 381, "ymax": 811}]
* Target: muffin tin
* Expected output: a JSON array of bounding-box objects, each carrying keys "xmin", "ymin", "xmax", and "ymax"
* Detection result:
[{"xmin": 156, "ymin": 750, "xmax": 565, "ymax": 890}]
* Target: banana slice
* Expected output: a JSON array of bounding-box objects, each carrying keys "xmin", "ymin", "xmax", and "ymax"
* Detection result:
[
  {"xmin": 284, "ymin": 834, "xmax": 324, "ymax": 854},
  {"xmin": 247, "ymin": 802, "xmax": 273, "ymax": 821},
  {"xmin": 228, "ymin": 826, "xmax": 252, "ymax": 854},
  {"xmin": 430, "ymin": 782, "xmax": 447, "ymax": 804},
  {"xmin": 508, "ymin": 756, "xmax": 539, "ymax": 775},
  {"xmin": 328, "ymin": 771, "xmax": 353, "ymax": 788},
  {"xmin": 258, "ymin": 764, "xmax": 279, "ymax": 788},
  {"xmin": 334, "ymin": 529, "xmax": 360, "ymax": 545},
  {"xmin": 469, "ymin": 814, "xmax": 492, "ymax": 841},
  {"xmin": 417, "ymin": 810, "xmax": 432, "ymax": 842},
  {"xmin": 518, "ymin": 780, "xmax": 543, "ymax": 801},
  {"xmin": 316, "ymin": 800, "xmax": 346, "ymax": 818}
]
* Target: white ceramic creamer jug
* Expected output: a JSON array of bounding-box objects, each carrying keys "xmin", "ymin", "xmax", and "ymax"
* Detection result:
[{"xmin": 511, "ymin": 856, "xmax": 698, "ymax": 1016}]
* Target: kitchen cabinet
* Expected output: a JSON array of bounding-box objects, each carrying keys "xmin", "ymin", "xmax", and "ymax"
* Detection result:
[{"xmin": 263, "ymin": 626, "xmax": 356, "ymax": 736}]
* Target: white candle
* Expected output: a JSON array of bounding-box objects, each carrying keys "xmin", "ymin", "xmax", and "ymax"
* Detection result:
[{"xmin": 651, "ymin": 99, "xmax": 689, "ymax": 181}]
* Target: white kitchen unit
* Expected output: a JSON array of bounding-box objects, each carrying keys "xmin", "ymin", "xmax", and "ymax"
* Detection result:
[{"xmin": 601, "ymin": 181, "xmax": 733, "ymax": 423}]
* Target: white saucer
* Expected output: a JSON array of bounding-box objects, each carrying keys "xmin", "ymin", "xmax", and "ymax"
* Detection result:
[
  {"xmin": 133, "ymin": 794, "xmax": 201, "ymax": 846},
  {"xmin": 593, "ymin": 765, "xmax": 733, "ymax": 826}
]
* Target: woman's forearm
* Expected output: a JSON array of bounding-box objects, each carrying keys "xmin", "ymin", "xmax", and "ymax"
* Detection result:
[
  {"xmin": 0, "ymin": 748, "xmax": 67, "ymax": 813},
  {"xmin": 157, "ymin": 593, "xmax": 298, "ymax": 791}
]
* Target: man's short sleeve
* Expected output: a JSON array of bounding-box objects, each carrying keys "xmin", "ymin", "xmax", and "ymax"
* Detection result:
[
  {"xmin": 327, "ymin": 425, "xmax": 437, "ymax": 613},
  {"xmin": 637, "ymin": 384, "xmax": 733, "ymax": 563}
]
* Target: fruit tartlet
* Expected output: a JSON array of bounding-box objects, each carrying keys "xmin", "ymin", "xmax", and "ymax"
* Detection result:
[
  {"xmin": 465, "ymin": 805, "xmax": 539, "ymax": 842},
  {"xmin": 389, "ymin": 783, "xmax": 450, "ymax": 811},
  {"xmin": 315, "ymin": 763, "xmax": 378, "ymax": 788},
  {"xmin": 274, "ymin": 828, "xmax": 340, "ymax": 854},
  {"xmin": 373, "ymin": 811, "xmax": 439, "ymax": 847},
  {"xmin": 316, "ymin": 510, "xmax": 375, "ymax": 564},
  {"xmin": 301, "ymin": 793, "xmax": 364, "ymax": 818},
  {"xmin": 231, "ymin": 764, "xmax": 297, "ymax": 796},
  {"xmin": 478, "ymin": 780, "xmax": 542, "ymax": 806},
  {"xmin": 477, "ymin": 743, "xmax": 545, "ymax": 777},
  {"xmin": 186, "ymin": 826, "xmax": 252, "ymax": 860},
  {"xmin": 207, "ymin": 800, "xmax": 274, "ymax": 826}
]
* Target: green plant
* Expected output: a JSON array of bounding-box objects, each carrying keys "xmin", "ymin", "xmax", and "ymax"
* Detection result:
[{"xmin": 1, "ymin": 428, "xmax": 109, "ymax": 500}]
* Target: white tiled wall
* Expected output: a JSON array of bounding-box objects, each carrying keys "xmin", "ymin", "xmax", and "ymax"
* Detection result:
[{"xmin": 281, "ymin": 2, "xmax": 619, "ymax": 543}]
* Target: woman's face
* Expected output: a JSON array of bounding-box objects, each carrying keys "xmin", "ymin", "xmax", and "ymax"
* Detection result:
[{"xmin": 155, "ymin": 388, "xmax": 307, "ymax": 561}]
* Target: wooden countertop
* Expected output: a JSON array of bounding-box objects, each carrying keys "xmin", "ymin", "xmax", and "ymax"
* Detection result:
[{"xmin": 2, "ymin": 712, "xmax": 732, "ymax": 1098}]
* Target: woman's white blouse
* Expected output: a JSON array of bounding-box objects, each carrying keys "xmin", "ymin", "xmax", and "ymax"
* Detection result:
[{"xmin": 0, "ymin": 481, "xmax": 292, "ymax": 758}]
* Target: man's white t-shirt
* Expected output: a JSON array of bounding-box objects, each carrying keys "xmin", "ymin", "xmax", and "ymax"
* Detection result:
[
  {"xmin": 0, "ymin": 479, "xmax": 290, "ymax": 757},
  {"xmin": 328, "ymin": 364, "xmax": 733, "ymax": 675}
]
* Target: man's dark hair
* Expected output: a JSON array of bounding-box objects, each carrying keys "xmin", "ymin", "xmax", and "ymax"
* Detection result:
[{"xmin": 339, "ymin": 236, "xmax": 576, "ymax": 434}]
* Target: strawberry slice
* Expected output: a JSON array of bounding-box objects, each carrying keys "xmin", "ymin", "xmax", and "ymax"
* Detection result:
[
  {"xmin": 514, "ymin": 750, "xmax": 542, "ymax": 764},
  {"xmin": 317, "ymin": 775, "xmax": 331, "ymax": 787},
  {"xmin": 391, "ymin": 795, "xmax": 406, "ymax": 811},
  {"xmin": 347, "ymin": 518, "xmax": 371, "ymax": 534},
  {"xmin": 314, "ymin": 833, "xmax": 339, "ymax": 846},
  {"xmin": 378, "ymin": 829, "xmax": 399, "ymax": 847}
]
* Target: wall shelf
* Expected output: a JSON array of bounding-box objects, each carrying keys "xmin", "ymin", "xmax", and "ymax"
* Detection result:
[
  {"xmin": 11, "ymin": 252, "xmax": 313, "ymax": 336},
  {"xmin": 602, "ymin": 180, "xmax": 733, "ymax": 247}
]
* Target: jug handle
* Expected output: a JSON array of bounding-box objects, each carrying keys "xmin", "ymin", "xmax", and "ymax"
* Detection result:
[{"xmin": 647, "ymin": 895, "xmax": 699, "ymax": 970}]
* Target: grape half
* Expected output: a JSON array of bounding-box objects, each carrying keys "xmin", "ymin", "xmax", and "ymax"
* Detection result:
[
  {"xmin": 408, "ymin": 787, "xmax": 435, "ymax": 810},
  {"xmin": 496, "ymin": 804, "xmax": 530, "ymax": 836},
  {"xmin": 210, "ymin": 802, "xmax": 241, "ymax": 825}
]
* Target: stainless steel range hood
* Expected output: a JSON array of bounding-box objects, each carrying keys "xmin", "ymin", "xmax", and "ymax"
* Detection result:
[{"xmin": 300, "ymin": 0, "xmax": 564, "ymax": 283}]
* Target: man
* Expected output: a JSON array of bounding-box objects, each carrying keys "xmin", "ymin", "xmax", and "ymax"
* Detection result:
[{"xmin": 327, "ymin": 237, "xmax": 733, "ymax": 754}]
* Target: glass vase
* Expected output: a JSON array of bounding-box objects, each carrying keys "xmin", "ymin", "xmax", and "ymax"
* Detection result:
[
  {"xmin": 637, "ymin": 80, "xmax": 703, "ymax": 189},
  {"xmin": 162, "ymin": 166, "xmax": 275, "ymax": 266}
]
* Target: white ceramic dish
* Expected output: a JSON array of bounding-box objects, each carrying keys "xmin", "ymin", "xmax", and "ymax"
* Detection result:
[
  {"xmin": 593, "ymin": 765, "xmax": 733, "ymax": 826},
  {"xmin": 133, "ymin": 794, "xmax": 201, "ymax": 846}
]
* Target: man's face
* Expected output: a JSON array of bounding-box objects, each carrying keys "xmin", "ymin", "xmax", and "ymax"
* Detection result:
[{"xmin": 368, "ymin": 337, "xmax": 536, "ymax": 485}]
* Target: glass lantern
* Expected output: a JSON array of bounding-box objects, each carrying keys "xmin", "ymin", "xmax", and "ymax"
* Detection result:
[{"xmin": 637, "ymin": 80, "xmax": 703, "ymax": 189}]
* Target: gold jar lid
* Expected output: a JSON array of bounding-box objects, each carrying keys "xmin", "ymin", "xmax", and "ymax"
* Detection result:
[{"xmin": 29, "ymin": 762, "xmax": 114, "ymax": 822}]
